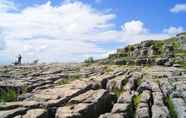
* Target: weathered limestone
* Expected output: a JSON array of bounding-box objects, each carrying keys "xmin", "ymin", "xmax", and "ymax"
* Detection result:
[
  {"xmin": 0, "ymin": 107, "xmax": 27, "ymax": 118},
  {"xmin": 151, "ymin": 105, "xmax": 169, "ymax": 118},
  {"xmin": 136, "ymin": 90, "xmax": 151, "ymax": 118},
  {"xmin": 1, "ymin": 64, "xmax": 186, "ymax": 118},
  {"xmin": 111, "ymin": 103, "xmax": 129, "ymax": 113},
  {"xmin": 22, "ymin": 109, "xmax": 48, "ymax": 118},
  {"xmin": 55, "ymin": 89, "xmax": 114, "ymax": 118},
  {"xmin": 55, "ymin": 103, "xmax": 96, "ymax": 118},
  {"xmin": 106, "ymin": 75, "xmax": 127, "ymax": 91},
  {"xmin": 28, "ymin": 80, "xmax": 92, "ymax": 106},
  {"xmin": 0, "ymin": 101, "xmax": 41, "ymax": 110},
  {"xmin": 99, "ymin": 113, "xmax": 125, "ymax": 118},
  {"xmin": 172, "ymin": 98, "xmax": 186, "ymax": 118},
  {"xmin": 137, "ymin": 81, "xmax": 160, "ymax": 93},
  {"xmin": 117, "ymin": 91, "xmax": 134, "ymax": 103},
  {"xmin": 152, "ymin": 92, "xmax": 164, "ymax": 106}
]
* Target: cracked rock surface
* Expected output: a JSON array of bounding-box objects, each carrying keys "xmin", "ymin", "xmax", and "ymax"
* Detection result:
[{"xmin": 0, "ymin": 63, "xmax": 186, "ymax": 118}]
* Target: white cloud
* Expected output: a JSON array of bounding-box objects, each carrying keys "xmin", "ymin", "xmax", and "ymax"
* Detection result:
[
  {"xmin": 0, "ymin": 0, "xmax": 116, "ymax": 63},
  {"xmin": 170, "ymin": 4, "xmax": 186, "ymax": 13},
  {"xmin": 121, "ymin": 20, "xmax": 148, "ymax": 35},
  {"xmin": 0, "ymin": 1, "xmax": 174, "ymax": 63},
  {"xmin": 163, "ymin": 26, "xmax": 184, "ymax": 35},
  {"xmin": 119, "ymin": 20, "xmax": 169, "ymax": 44}
]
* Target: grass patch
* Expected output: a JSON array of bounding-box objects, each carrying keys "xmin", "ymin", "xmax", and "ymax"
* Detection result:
[
  {"xmin": 175, "ymin": 61, "xmax": 186, "ymax": 69},
  {"xmin": 0, "ymin": 89, "xmax": 17, "ymax": 103},
  {"xmin": 57, "ymin": 73, "xmax": 80, "ymax": 85},
  {"xmin": 133, "ymin": 94, "xmax": 141, "ymax": 108},
  {"xmin": 165, "ymin": 96, "xmax": 177, "ymax": 118},
  {"xmin": 112, "ymin": 88, "xmax": 123, "ymax": 97},
  {"xmin": 136, "ymin": 79, "xmax": 143, "ymax": 87},
  {"xmin": 57, "ymin": 79, "xmax": 71, "ymax": 85}
]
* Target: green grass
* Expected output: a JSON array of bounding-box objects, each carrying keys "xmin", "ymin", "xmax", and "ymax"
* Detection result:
[
  {"xmin": 136, "ymin": 79, "xmax": 143, "ymax": 87},
  {"xmin": 0, "ymin": 89, "xmax": 17, "ymax": 103},
  {"xmin": 112, "ymin": 88, "xmax": 123, "ymax": 97},
  {"xmin": 165, "ymin": 96, "xmax": 177, "ymax": 118},
  {"xmin": 133, "ymin": 94, "xmax": 141, "ymax": 108},
  {"xmin": 132, "ymin": 94, "xmax": 141, "ymax": 118},
  {"xmin": 57, "ymin": 73, "xmax": 80, "ymax": 85},
  {"xmin": 57, "ymin": 79, "xmax": 71, "ymax": 85},
  {"xmin": 175, "ymin": 61, "xmax": 186, "ymax": 69},
  {"xmin": 175, "ymin": 49, "xmax": 186, "ymax": 56}
]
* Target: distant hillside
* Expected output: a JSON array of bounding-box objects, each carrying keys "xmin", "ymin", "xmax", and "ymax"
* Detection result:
[{"xmin": 99, "ymin": 32, "xmax": 186, "ymax": 68}]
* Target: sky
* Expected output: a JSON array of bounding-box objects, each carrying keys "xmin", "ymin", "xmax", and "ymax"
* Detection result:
[{"xmin": 0, "ymin": 0, "xmax": 186, "ymax": 64}]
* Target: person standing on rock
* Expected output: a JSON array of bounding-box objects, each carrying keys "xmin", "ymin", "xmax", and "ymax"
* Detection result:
[{"xmin": 17, "ymin": 54, "xmax": 22, "ymax": 65}]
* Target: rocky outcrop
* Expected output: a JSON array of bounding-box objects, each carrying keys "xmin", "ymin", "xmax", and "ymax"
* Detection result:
[{"xmin": 106, "ymin": 33, "xmax": 186, "ymax": 67}]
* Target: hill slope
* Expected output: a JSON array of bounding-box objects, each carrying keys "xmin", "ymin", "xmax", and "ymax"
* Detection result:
[{"xmin": 100, "ymin": 32, "xmax": 186, "ymax": 68}]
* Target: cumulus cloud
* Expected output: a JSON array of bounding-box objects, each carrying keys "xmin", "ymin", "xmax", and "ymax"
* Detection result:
[
  {"xmin": 0, "ymin": 0, "xmax": 116, "ymax": 63},
  {"xmin": 163, "ymin": 26, "xmax": 184, "ymax": 35},
  {"xmin": 170, "ymin": 4, "xmax": 186, "ymax": 13},
  {"xmin": 119, "ymin": 20, "xmax": 169, "ymax": 44},
  {"xmin": 121, "ymin": 20, "xmax": 148, "ymax": 35},
  {"xmin": 0, "ymin": 0, "xmax": 173, "ymax": 63}
]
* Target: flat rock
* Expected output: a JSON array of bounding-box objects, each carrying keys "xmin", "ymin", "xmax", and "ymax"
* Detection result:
[
  {"xmin": 99, "ymin": 113, "xmax": 125, "ymax": 118},
  {"xmin": 151, "ymin": 105, "xmax": 169, "ymax": 118},
  {"xmin": 22, "ymin": 109, "xmax": 48, "ymax": 118},
  {"xmin": 117, "ymin": 91, "xmax": 134, "ymax": 103},
  {"xmin": 111, "ymin": 103, "xmax": 129, "ymax": 113},
  {"xmin": 172, "ymin": 98, "xmax": 186, "ymax": 118},
  {"xmin": 136, "ymin": 107, "xmax": 150, "ymax": 118},
  {"xmin": 0, "ymin": 107, "xmax": 27, "ymax": 118}
]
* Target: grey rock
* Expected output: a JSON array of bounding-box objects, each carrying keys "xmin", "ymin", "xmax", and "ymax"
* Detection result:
[
  {"xmin": 99, "ymin": 113, "xmax": 125, "ymax": 118},
  {"xmin": 111, "ymin": 103, "xmax": 129, "ymax": 113},
  {"xmin": 151, "ymin": 105, "xmax": 170, "ymax": 118},
  {"xmin": 152, "ymin": 92, "xmax": 164, "ymax": 106},
  {"xmin": 22, "ymin": 109, "xmax": 48, "ymax": 118},
  {"xmin": 172, "ymin": 98, "xmax": 186, "ymax": 118},
  {"xmin": 140, "ymin": 90, "xmax": 151, "ymax": 103},
  {"xmin": 0, "ymin": 107, "xmax": 27, "ymax": 118},
  {"xmin": 136, "ymin": 107, "xmax": 150, "ymax": 118},
  {"xmin": 117, "ymin": 91, "xmax": 134, "ymax": 103}
]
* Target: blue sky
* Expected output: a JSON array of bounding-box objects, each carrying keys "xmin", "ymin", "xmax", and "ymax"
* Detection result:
[
  {"xmin": 0, "ymin": 0, "xmax": 185, "ymax": 64},
  {"xmin": 10, "ymin": 0, "xmax": 186, "ymax": 32}
]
